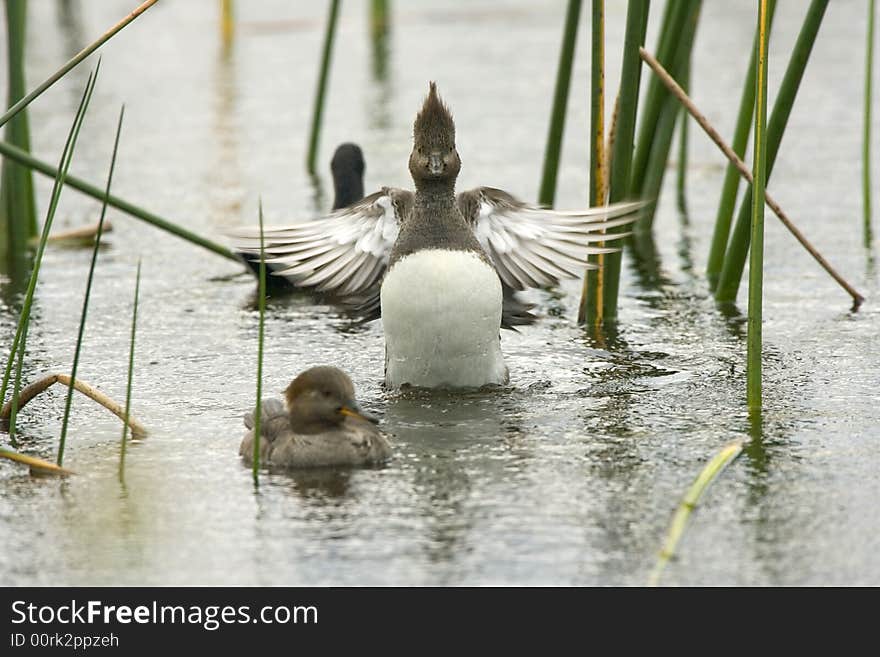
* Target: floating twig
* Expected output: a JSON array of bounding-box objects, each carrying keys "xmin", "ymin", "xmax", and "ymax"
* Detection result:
[
  {"xmin": 0, "ymin": 447, "xmax": 74, "ymax": 477},
  {"xmin": 1, "ymin": 373, "xmax": 147, "ymax": 439}
]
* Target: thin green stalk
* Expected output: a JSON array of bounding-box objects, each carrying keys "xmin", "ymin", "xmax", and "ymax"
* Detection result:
[
  {"xmin": 716, "ymin": 0, "xmax": 830, "ymax": 302},
  {"xmin": 538, "ymin": 0, "xmax": 583, "ymax": 207},
  {"xmin": 748, "ymin": 0, "xmax": 770, "ymax": 412},
  {"xmin": 628, "ymin": 0, "xmax": 690, "ymax": 197},
  {"xmin": 676, "ymin": 101, "xmax": 689, "ymax": 214},
  {"xmin": 370, "ymin": 0, "xmax": 390, "ymax": 81},
  {"xmin": 0, "ymin": 139, "xmax": 237, "ymax": 262},
  {"xmin": 0, "ymin": 0, "xmax": 157, "ymax": 129},
  {"xmin": 1, "ymin": 0, "xmax": 38, "ymax": 267},
  {"xmin": 636, "ymin": 1, "xmax": 702, "ymax": 232},
  {"xmin": 306, "ymin": 0, "xmax": 341, "ymax": 175},
  {"xmin": 252, "ymin": 201, "xmax": 266, "ymax": 484},
  {"xmin": 119, "ymin": 259, "xmax": 141, "ymax": 483},
  {"xmin": 58, "ymin": 105, "xmax": 125, "ymax": 467},
  {"xmin": 864, "ymin": 0, "xmax": 876, "ymax": 247},
  {"xmin": 648, "ymin": 440, "xmax": 744, "ymax": 586},
  {"xmin": 2, "ymin": 67, "xmax": 98, "ymax": 443},
  {"xmin": 580, "ymin": 0, "xmax": 606, "ymax": 325},
  {"xmin": 707, "ymin": 0, "xmax": 777, "ymax": 290},
  {"xmin": 589, "ymin": 0, "xmax": 648, "ymax": 325}
]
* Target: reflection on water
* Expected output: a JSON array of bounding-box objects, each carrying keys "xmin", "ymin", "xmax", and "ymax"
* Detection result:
[{"xmin": 1, "ymin": 1, "xmax": 879, "ymax": 585}]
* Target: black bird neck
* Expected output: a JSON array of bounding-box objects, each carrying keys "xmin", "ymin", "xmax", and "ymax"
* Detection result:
[{"xmin": 332, "ymin": 171, "xmax": 364, "ymax": 210}]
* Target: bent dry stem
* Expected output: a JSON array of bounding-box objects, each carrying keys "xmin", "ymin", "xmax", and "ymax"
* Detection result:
[
  {"xmin": 1, "ymin": 373, "xmax": 146, "ymax": 438},
  {"xmin": 638, "ymin": 47, "xmax": 863, "ymax": 308}
]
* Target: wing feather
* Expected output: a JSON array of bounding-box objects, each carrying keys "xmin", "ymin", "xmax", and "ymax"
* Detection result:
[
  {"xmin": 228, "ymin": 188, "xmax": 412, "ymax": 296},
  {"xmin": 458, "ymin": 187, "xmax": 644, "ymax": 290}
]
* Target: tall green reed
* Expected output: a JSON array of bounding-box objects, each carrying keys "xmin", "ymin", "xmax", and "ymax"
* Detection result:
[
  {"xmin": 118, "ymin": 259, "xmax": 141, "ymax": 483},
  {"xmin": 706, "ymin": 0, "xmax": 777, "ymax": 290},
  {"xmin": 628, "ymin": 0, "xmax": 692, "ymax": 201},
  {"xmin": 583, "ymin": 0, "xmax": 647, "ymax": 325},
  {"xmin": 716, "ymin": 0, "xmax": 830, "ymax": 303},
  {"xmin": 579, "ymin": 0, "xmax": 606, "ymax": 325},
  {"xmin": 1, "ymin": 66, "xmax": 99, "ymax": 445},
  {"xmin": 58, "ymin": 105, "xmax": 125, "ymax": 467},
  {"xmin": 306, "ymin": 0, "xmax": 341, "ymax": 175},
  {"xmin": 1, "ymin": 0, "xmax": 38, "ymax": 270},
  {"xmin": 538, "ymin": 0, "xmax": 582, "ymax": 207},
  {"xmin": 632, "ymin": 1, "xmax": 701, "ymax": 234},
  {"xmin": 747, "ymin": 0, "xmax": 771, "ymax": 411}
]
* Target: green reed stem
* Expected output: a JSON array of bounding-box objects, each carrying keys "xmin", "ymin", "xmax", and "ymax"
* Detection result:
[
  {"xmin": 2, "ymin": 67, "xmax": 98, "ymax": 444},
  {"xmin": 306, "ymin": 0, "xmax": 341, "ymax": 176},
  {"xmin": 579, "ymin": 0, "xmax": 606, "ymax": 325},
  {"xmin": 648, "ymin": 440, "xmax": 744, "ymax": 586},
  {"xmin": 252, "ymin": 201, "xmax": 266, "ymax": 485},
  {"xmin": 636, "ymin": 1, "xmax": 701, "ymax": 232},
  {"xmin": 119, "ymin": 259, "xmax": 141, "ymax": 483},
  {"xmin": 747, "ymin": 0, "xmax": 770, "ymax": 411},
  {"xmin": 58, "ymin": 105, "xmax": 124, "ymax": 467},
  {"xmin": 1, "ymin": 0, "xmax": 38, "ymax": 267},
  {"xmin": 676, "ymin": 47, "xmax": 692, "ymax": 217},
  {"xmin": 0, "ymin": 139, "xmax": 237, "ymax": 262},
  {"xmin": 706, "ymin": 0, "xmax": 777, "ymax": 290},
  {"xmin": 628, "ymin": 0, "xmax": 690, "ymax": 198},
  {"xmin": 864, "ymin": 0, "xmax": 876, "ymax": 247},
  {"xmin": 538, "ymin": 0, "xmax": 583, "ymax": 207},
  {"xmin": 0, "ymin": 0, "xmax": 157, "ymax": 129},
  {"xmin": 716, "ymin": 0, "xmax": 830, "ymax": 303},
  {"xmin": 590, "ymin": 0, "xmax": 648, "ymax": 325}
]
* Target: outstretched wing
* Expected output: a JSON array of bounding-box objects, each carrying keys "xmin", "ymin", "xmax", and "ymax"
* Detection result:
[
  {"xmin": 457, "ymin": 187, "xmax": 643, "ymax": 291},
  {"xmin": 228, "ymin": 187, "xmax": 413, "ymax": 296}
]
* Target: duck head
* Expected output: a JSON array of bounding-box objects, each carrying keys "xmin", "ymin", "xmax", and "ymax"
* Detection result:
[
  {"xmin": 409, "ymin": 82, "xmax": 461, "ymax": 185},
  {"xmin": 284, "ymin": 366, "xmax": 378, "ymax": 434}
]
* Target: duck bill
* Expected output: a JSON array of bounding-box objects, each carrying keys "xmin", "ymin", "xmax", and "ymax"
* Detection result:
[
  {"xmin": 428, "ymin": 153, "xmax": 444, "ymax": 176},
  {"xmin": 339, "ymin": 403, "xmax": 379, "ymax": 425}
]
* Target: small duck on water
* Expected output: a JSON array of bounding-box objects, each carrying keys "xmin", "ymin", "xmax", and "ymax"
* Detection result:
[
  {"xmin": 240, "ymin": 366, "xmax": 391, "ymax": 469},
  {"xmin": 232, "ymin": 83, "xmax": 642, "ymax": 390}
]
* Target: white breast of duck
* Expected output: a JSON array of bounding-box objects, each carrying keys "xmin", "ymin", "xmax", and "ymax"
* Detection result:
[{"xmin": 381, "ymin": 247, "xmax": 507, "ymax": 389}]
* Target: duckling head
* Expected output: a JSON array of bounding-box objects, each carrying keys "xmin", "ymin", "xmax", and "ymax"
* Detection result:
[
  {"xmin": 284, "ymin": 366, "xmax": 378, "ymax": 434},
  {"xmin": 409, "ymin": 82, "xmax": 461, "ymax": 185}
]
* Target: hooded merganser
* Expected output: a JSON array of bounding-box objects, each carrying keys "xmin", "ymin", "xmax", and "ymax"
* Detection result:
[
  {"xmin": 231, "ymin": 84, "xmax": 641, "ymax": 388},
  {"xmin": 239, "ymin": 366, "xmax": 391, "ymax": 468}
]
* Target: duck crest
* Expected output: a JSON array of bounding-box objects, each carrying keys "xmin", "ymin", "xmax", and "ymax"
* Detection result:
[{"xmin": 413, "ymin": 81, "xmax": 455, "ymax": 151}]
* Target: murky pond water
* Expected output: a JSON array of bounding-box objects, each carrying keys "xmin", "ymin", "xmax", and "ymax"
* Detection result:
[{"xmin": 1, "ymin": 1, "xmax": 878, "ymax": 585}]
